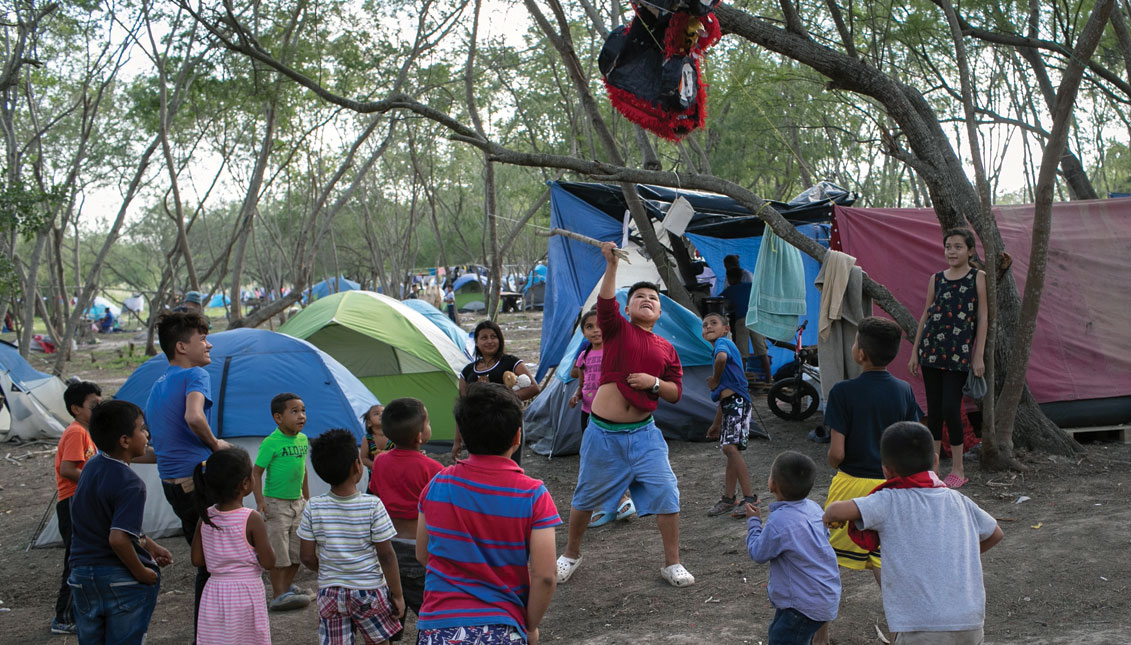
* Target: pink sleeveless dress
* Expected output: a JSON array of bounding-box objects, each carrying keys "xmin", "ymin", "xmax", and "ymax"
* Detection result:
[{"xmin": 197, "ymin": 506, "xmax": 271, "ymax": 645}]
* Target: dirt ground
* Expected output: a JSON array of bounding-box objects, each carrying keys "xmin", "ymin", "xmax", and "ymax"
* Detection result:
[{"xmin": 2, "ymin": 312, "xmax": 1130, "ymax": 644}]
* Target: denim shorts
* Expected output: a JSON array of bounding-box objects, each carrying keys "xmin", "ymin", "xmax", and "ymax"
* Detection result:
[
  {"xmin": 68, "ymin": 565, "xmax": 160, "ymax": 645},
  {"xmin": 571, "ymin": 417, "xmax": 680, "ymax": 516}
]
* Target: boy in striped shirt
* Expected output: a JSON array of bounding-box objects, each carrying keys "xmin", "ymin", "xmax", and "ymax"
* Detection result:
[
  {"xmin": 416, "ymin": 383, "xmax": 560, "ymax": 645},
  {"xmin": 299, "ymin": 429, "xmax": 404, "ymax": 644}
]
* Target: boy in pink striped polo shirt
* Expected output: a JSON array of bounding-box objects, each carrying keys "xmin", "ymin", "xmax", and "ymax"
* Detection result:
[{"xmin": 416, "ymin": 383, "xmax": 560, "ymax": 645}]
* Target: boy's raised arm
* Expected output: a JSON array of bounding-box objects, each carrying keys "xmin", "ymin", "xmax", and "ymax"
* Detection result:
[
  {"xmin": 526, "ymin": 526, "xmax": 557, "ymax": 643},
  {"xmin": 599, "ymin": 242, "xmax": 619, "ymax": 300}
]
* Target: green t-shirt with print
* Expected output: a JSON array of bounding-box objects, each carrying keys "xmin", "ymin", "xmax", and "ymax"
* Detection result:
[{"xmin": 255, "ymin": 428, "xmax": 309, "ymax": 500}]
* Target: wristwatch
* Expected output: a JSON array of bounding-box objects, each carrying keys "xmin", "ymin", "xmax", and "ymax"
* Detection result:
[{"xmin": 651, "ymin": 377, "xmax": 661, "ymax": 394}]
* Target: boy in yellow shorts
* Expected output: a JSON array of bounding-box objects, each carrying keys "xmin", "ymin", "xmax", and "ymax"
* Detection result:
[
  {"xmin": 816, "ymin": 317, "xmax": 920, "ymax": 644},
  {"xmin": 254, "ymin": 392, "xmax": 312, "ymax": 610}
]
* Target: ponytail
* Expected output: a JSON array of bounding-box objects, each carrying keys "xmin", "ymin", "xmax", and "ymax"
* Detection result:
[{"xmin": 192, "ymin": 461, "xmax": 217, "ymax": 530}]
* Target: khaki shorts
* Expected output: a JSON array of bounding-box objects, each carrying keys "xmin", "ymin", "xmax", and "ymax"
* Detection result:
[
  {"xmin": 264, "ymin": 497, "xmax": 305, "ymax": 568},
  {"xmin": 894, "ymin": 628, "xmax": 984, "ymax": 645},
  {"xmin": 734, "ymin": 324, "xmax": 769, "ymax": 359}
]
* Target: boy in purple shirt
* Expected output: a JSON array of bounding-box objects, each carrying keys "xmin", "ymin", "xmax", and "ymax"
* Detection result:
[{"xmin": 745, "ymin": 451, "xmax": 841, "ymax": 645}]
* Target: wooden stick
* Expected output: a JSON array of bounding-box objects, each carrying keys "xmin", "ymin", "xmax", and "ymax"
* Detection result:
[{"xmin": 539, "ymin": 228, "xmax": 631, "ymax": 263}]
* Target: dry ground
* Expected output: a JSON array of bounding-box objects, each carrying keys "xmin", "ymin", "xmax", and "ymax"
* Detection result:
[{"xmin": 1, "ymin": 310, "xmax": 1129, "ymax": 644}]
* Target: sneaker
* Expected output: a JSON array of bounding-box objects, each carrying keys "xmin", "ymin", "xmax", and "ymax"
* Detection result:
[
  {"xmin": 50, "ymin": 620, "xmax": 77, "ymax": 635},
  {"xmin": 731, "ymin": 495, "xmax": 759, "ymax": 519},
  {"xmin": 660, "ymin": 563, "xmax": 695, "ymax": 587},
  {"xmin": 707, "ymin": 496, "xmax": 738, "ymax": 517},
  {"xmin": 269, "ymin": 591, "xmax": 310, "ymax": 611},
  {"xmin": 808, "ymin": 426, "xmax": 830, "ymax": 443},
  {"xmin": 290, "ymin": 584, "xmax": 316, "ymax": 601}
]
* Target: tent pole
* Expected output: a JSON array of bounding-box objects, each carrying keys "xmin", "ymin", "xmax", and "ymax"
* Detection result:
[{"xmin": 26, "ymin": 490, "xmax": 58, "ymax": 552}]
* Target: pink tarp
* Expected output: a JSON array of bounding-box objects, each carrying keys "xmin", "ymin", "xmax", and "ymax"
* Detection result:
[{"xmin": 834, "ymin": 199, "xmax": 1131, "ymax": 409}]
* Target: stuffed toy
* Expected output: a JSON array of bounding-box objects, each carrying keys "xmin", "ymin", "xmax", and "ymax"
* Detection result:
[{"xmin": 598, "ymin": 0, "xmax": 723, "ymax": 141}]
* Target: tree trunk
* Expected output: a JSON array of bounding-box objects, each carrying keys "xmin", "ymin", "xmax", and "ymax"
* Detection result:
[{"xmin": 228, "ymin": 103, "xmax": 277, "ymax": 321}]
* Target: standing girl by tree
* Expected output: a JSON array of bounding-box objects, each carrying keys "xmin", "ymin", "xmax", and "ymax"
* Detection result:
[
  {"xmin": 569, "ymin": 309, "xmax": 635, "ymax": 527},
  {"xmin": 908, "ymin": 228, "xmax": 987, "ymax": 488},
  {"xmin": 191, "ymin": 448, "xmax": 275, "ymax": 645},
  {"xmin": 452, "ymin": 320, "xmax": 540, "ymax": 461}
]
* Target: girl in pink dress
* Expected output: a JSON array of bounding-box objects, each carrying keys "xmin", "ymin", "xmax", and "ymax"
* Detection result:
[{"xmin": 191, "ymin": 448, "xmax": 275, "ymax": 645}]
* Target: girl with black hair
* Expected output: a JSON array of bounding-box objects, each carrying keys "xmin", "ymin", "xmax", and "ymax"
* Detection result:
[{"xmin": 191, "ymin": 448, "xmax": 276, "ymax": 644}]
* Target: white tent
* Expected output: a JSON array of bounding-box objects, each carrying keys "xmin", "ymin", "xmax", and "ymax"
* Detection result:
[{"xmin": 0, "ymin": 341, "xmax": 69, "ymax": 442}]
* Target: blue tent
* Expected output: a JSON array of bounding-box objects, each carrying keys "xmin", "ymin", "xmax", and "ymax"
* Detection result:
[
  {"xmin": 536, "ymin": 181, "xmax": 840, "ymax": 381},
  {"xmin": 206, "ymin": 293, "xmax": 230, "ymax": 308},
  {"xmin": 523, "ymin": 264, "xmax": 547, "ymax": 291},
  {"xmin": 452, "ymin": 274, "xmax": 486, "ymax": 291},
  {"xmin": 305, "ymin": 275, "xmax": 361, "ymax": 303},
  {"xmin": 399, "ymin": 298, "xmax": 473, "ymax": 360},
  {"xmin": 115, "ymin": 328, "xmax": 376, "ymax": 440}
]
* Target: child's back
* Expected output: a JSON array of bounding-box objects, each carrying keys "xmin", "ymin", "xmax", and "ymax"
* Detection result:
[
  {"xmin": 418, "ymin": 455, "xmax": 559, "ymax": 634},
  {"xmin": 301, "ymin": 492, "xmax": 396, "ymax": 587},
  {"xmin": 197, "ymin": 506, "xmax": 270, "ymax": 644},
  {"xmin": 825, "ymin": 371, "xmax": 919, "ymax": 479},
  {"xmin": 747, "ymin": 498, "xmax": 840, "ymax": 621},
  {"xmin": 855, "ymin": 486, "xmax": 997, "ymax": 633}
]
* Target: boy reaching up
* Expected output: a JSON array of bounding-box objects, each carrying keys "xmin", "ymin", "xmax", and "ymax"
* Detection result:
[
  {"xmin": 825, "ymin": 422, "xmax": 1003, "ymax": 644},
  {"xmin": 254, "ymin": 392, "xmax": 312, "ymax": 611},
  {"xmin": 556, "ymin": 241, "xmax": 693, "ymax": 588},
  {"xmin": 368, "ymin": 397, "xmax": 443, "ymax": 640}
]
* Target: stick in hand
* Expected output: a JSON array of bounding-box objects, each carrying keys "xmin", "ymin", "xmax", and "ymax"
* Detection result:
[{"xmin": 540, "ymin": 228, "xmax": 631, "ymax": 263}]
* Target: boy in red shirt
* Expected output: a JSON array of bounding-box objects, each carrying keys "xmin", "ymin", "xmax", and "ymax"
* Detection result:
[
  {"xmin": 556, "ymin": 241, "xmax": 694, "ymax": 588},
  {"xmin": 368, "ymin": 397, "xmax": 442, "ymax": 641},
  {"xmin": 51, "ymin": 380, "xmax": 102, "ymax": 635}
]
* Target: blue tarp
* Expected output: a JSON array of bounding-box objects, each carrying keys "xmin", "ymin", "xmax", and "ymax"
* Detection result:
[
  {"xmin": 305, "ymin": 276, "xmax": 360, "ymax": 303},
  {"xmin": 536, "ymin": 184, "xmax": 627, "ymax": 381},
  {"xmin": 0, "ymin": 340, "xmax": 52, "ymax": 384},
  {"xmin": 523, "ymin": 264, "xmax": 547, "ymax": 292},
  {"xmin": 399, "ymin": 299, "xmax": 473, "ymax": 360},
  {"xmin": 114, "ymin": 328, "xmax": 376, "ymax": 441},
  {"xmin": 206, "ymin": 293, "xmax": 230, "ymax": 308}
]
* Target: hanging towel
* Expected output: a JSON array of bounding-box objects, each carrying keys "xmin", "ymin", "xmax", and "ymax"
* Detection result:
[
  {"xmin": 745, "ymin": 226, "xmax": 807, "ymax": 342},
  {"xmin": 816, "ymin": 250, "xmax": 857, "ymax": 342},
  {"xmin": 815, "ymin": 258, "xmax": 872, "ymax": 404}
]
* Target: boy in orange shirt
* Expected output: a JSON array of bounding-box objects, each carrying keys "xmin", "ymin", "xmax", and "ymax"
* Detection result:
[{"xmin": 51, "ymin": 380, "xmax": 102, "ymax": 635}]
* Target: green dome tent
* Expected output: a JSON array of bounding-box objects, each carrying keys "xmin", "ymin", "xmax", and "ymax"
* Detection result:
[{"xmin": 279, "ymin": 291, "xmax": 467, "ymax": 441}]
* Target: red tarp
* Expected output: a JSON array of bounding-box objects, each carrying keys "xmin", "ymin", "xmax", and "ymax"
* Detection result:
[{"xmin": 834, "ymin": 199, "xmax": 1131, "ymax": 409}]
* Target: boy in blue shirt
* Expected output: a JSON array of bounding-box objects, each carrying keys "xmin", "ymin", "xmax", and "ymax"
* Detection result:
[
  {"xmin": 145, "ymin": 311, "xmax": 230, "ymax": 631},
  {"xmin": 702, "ymin": 313, "xmax": 759, "ymax": 518},
  {"xmin": 745, "ymin": 451, "xmax": 840, "ymax": 645},
  {"xmin": 69, "ymin": 400, "xmax": 173, "ymax": 644}
]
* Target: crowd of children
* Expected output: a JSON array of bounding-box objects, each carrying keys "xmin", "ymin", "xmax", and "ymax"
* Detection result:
[{"xmin": 48, "ymin": 230, "xmax": 1004, "ymax": 644}]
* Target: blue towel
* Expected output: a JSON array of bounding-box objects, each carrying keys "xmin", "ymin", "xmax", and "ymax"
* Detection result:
[{"xmin": 746, "ymin": 226, "xmax": 807, "ymax": 342}]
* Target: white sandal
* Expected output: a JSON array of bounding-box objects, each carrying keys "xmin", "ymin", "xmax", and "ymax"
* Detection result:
[
  {"xmin": 660, "ymin": 563, "xmax": 695, "ymax": 587},
  {"xmin": 556, "ymin": 555, "xmax": 582, "ymax": 583}
]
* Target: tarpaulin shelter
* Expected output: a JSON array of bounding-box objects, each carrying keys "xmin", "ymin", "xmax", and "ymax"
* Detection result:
[
  {"xmin": 305, "ymin": 275, "xmax": 361, "ymax": 303},
  {"xmin": 0, "ymin": 341, "xmax": 69, "ymax": 442},
  {"xmin": 537, "ymin": 181, "xmax": 854, "ymax": 382},
  {"xmin": 278, "ymin": 291, "xmax": 468, "ymax": 441},
  {"xmin": 834, "ymin": 201, "xmax": 1131, "ymax": 427},
  {"xmin": 524, "ymin": 290, "xmax": 721, "ymax": 457},
  {"xmin": 33, "ymin": 328, "xmax": 377, "ymax": 547}
]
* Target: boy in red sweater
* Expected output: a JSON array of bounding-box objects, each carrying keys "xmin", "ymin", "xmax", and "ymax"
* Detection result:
[
  {"xmin": 368, "ymin": 398, "xmax": 442, "ymax": 641},
  {"xmin": 556, "ymin": 241, "xmax": 693, "ymax": 588}
]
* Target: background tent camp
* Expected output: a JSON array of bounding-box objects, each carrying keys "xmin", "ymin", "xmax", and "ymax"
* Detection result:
[
  {"xmin": 523, "ymin": 264, "xmax": 547, "ymax": 310},
  {"xmin": 834, "ymin": 200, "xmax": 1131, "ymax": 429},
  {"xmin": 278, "ymin": 291, "xmax": 468, "ymax": 442},
  {"xmin": 536, "ymin": 181, "xmax": 853, "ymax": 383},
  {"xmin": 452, "ymin": 273, "xmax": 487, "ymax": 312},
  {"xmin": 33, "ymin": 328, "xmax": 377, "ymax": 547},
  {"xmin": 0, "ymin": 341, "xmax": 69, "ymax": 442},
  {"xmin": 524, "ymin": 290, "xmax": 725, "ymax": 457},
  {"xmin": 400, "ymin": 298, "xmax": 473, "ymax": 360},
  {"xmin": 304, "ymin": 275, "xmax": 360, "ymax": 303},
  {"xmin": 84, "ymin": 296, "xmax": 121, "ymax": 320}
]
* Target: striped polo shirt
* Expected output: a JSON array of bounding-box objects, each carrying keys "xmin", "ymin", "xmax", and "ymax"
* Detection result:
[
  {"xmin": 297, "ymin": 491, "xmax": 397, "ymax": 590},
  {"xmin": 417, "ymin": 454, "xmax": 561, "ymax": 637}
]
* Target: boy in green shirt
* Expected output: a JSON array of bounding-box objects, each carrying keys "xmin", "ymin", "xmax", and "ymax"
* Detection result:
[{"xmin": 254, "ymin": 392, "xmax": 312, "ymax": 610}]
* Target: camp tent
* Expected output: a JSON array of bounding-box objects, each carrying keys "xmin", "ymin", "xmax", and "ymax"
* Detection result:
[
  {"xmin": 0, "ymin": 341, "xmax": 69, "ymax": 442},
  {"xmin": 525, "ymin": 290, "xmax": 732, "ymax": 457},
  {"xmin": 523, "ymin": 264, "xmax": 547, "ymax": 310},
  {"xmin": 834, "ymin": 201, "xmax": 1131, "ymax": 427},
  {"xmin": 399, "ymin": 298, "xmax": 473, "ymax": 360},
  {"xmin": 206, "ymin": 293, "xmax": 230, "ymax": 308},
  {"xmin": 536, "ymin": 181, "xmax": 851, "ymax": 382},
  {"xmin": 32, "ymin": 328, "xmax": 378, "ymax": 547},
  {"xmin": 452, "ymin": 274, "xmax": 487, "ymax": 312},
  {"xmin": 85, "ymin": 296, "xmax": 121, "ymax": 319},
  {"xmin": 305, "ymin": 275, "xmax": 361, "ymax": 303},
  {"xmin": 278, "ymin": 291, "xmax": 469, "ymax": 441}
]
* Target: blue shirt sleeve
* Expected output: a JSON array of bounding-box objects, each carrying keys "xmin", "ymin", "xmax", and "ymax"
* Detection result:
[
  {"xmin": 187, "ymin": 367, "xmax": 211, "ymax": 401},
  {"xmin": 110, "ymin": 474, "xmax": 147, "ymax": 538},
  {"xmin": 745, "ymin": 516, "xmax": 784, "ymax": 563}
]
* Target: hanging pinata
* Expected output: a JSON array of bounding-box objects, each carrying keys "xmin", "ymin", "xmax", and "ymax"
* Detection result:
[{"xmin": 598, "ymin": 0, "xmax": 722, "ymax": 141}]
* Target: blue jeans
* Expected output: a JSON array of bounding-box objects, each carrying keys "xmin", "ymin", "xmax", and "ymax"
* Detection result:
[
  {"xmin": 768, "ymin": 607, "xmax": 824, "ymax": 645},
  {"xmin": 69, "ymin": 565, "xmax": 159, "ymax": 644}
]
